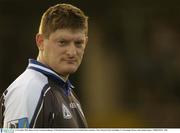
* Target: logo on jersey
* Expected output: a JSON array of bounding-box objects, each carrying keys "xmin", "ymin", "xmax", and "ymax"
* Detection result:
[
  {"xmin": 62, "ymin": 104, "xmax": 72, "ymax": 119},
  {"xmin": 7, "ymin": 119, "xmax": 18, "ymax": 128},
  {"xmin": 69, "ymin": 102, "xmax": 76, "ymax": 108},
  {"xmin": 7, "ymin": 117, "xmax": 29, "ymax": 128},
  {"xmin": 69, "ymin": 102, "xmax": 85, "ymax": 117}
]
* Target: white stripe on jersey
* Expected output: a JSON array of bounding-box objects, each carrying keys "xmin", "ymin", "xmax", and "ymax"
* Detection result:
[{"xmin": 33, "ymin": 87, "xmax": 51, "ymax": 128}]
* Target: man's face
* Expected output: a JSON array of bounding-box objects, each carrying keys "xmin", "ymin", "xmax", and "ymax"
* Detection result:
[{"xmin": 36, "ymin": 29, "xmax": 88, "ymax": 78}]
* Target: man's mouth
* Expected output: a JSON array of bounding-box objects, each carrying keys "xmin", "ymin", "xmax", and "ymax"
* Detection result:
[{"xmin": 64, "ymin": 60, "xmax": 77, "ymax": 64}]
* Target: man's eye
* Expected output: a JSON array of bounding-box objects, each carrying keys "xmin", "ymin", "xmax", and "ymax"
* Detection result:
[
  {"xmin": 58, "ymin": 40, "xmax": 67, "ymax": 46},
  {"xmin": 75, "ymin": 41, "xmax": 83, "ymax": 48}
]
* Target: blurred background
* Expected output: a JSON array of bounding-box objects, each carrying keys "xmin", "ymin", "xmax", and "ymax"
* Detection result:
[{"xmin": 1, "ymin": 0, "xmax": 180, "ymax": 127}]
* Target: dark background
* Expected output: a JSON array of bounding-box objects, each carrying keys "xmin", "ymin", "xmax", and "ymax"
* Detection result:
[{"xmin": 1, "ymin": 0, "xmax": 180, "ymax": 127}]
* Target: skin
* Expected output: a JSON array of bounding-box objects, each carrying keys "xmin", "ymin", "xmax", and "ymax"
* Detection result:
[{"xmin": 36, "ymin": 28, "xmax": 88, "ymax": 81}]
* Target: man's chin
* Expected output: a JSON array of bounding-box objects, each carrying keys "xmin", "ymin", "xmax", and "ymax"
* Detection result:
[
  {"xmin": 68, "ymin": 69, "xmax": 77, "ymax": 74},
  {"xmin": 57, "ymin": 66, "xmax": 79, "ymax": 76},
  {"xmin": 63, "ymin": 68, "xmax": 77, "ymax": 74}
]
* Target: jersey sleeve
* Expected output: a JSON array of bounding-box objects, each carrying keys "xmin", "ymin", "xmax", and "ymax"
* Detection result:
[
  {"xmin": 3, "ymin": 88, "xmax": 30, "ymax": 128},
  {"xmin": 3, "ymin": 72, "xmax": 48, "ymax": 128}
]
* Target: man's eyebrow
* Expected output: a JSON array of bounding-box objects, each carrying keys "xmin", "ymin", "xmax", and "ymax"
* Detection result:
[{"xmin": 75, "ymin": 38, "xmax": 84, "ymax": 41}]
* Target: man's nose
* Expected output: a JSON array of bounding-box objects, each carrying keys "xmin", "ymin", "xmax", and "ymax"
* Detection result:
[{"xmin": 66, "ymin": 43, "xmax": 77, "ymax": 57}]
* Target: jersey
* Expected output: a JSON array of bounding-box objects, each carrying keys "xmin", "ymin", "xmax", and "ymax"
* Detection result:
[{"xmin": 0, "ymin": 59, "xmax": 88, "ymax": 128}]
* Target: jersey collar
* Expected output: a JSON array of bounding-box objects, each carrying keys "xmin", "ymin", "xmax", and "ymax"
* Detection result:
[{"xmin": 27, "ymin": 59, "xmax": 74, "ymax": 95}]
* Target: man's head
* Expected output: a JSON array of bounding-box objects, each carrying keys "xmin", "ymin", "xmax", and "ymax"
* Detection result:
[{"xmin": 36, "ymin": 3, "xmax": 88, "ymax": 80}]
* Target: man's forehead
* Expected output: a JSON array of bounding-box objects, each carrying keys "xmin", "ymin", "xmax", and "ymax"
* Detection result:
[
  {"xmin": 50, "ymin": 28, "xmax": 86, "ymax": 39},
  {"xmin": 55, "ymin": 28, "xmax": 86, "ymax": 34}
]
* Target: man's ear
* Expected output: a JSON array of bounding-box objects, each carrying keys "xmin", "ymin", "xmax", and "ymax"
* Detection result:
[
  {"xmin": 85, "ymin": 36, "xmax": 88, "ymax": 47},
  {"xmin": 36, "ymin": 33, "xmax": 45, "ymax": 51}
]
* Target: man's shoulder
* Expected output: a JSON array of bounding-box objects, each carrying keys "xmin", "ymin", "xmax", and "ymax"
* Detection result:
[
  {"xmin": 6, "ymin": 69, "xmax": 49, "ymax": 98},
  {"xmin": 3, "ymin": 69, "xmax": 50, "ymax": 127},
  {"xmin": 20, "ymin": 69, "xmax": 48, "ymax": 86},
  {"xmin": 9, "ymin": 69, "xmax": 48, "ymax": 88}
]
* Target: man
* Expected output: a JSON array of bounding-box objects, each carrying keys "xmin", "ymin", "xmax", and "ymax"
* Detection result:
[{"xmin": 0, "ymin": 3, "xmax": 88, "ymax": 128}]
